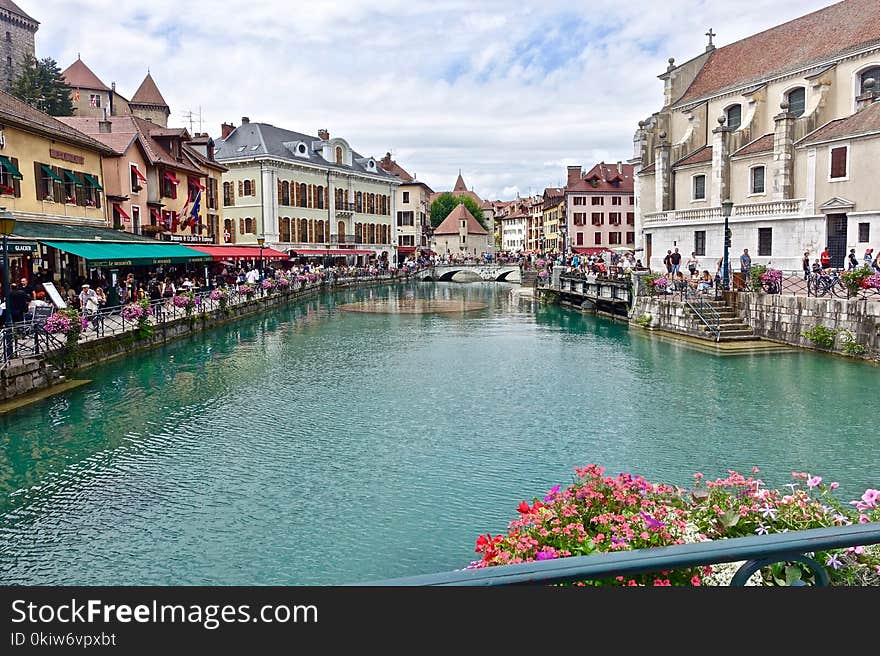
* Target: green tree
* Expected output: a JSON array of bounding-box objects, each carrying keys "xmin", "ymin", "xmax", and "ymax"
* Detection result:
[
  {"xmin": 10, "ymin": 55, "xmax": 74, "ymax": 116},
  {"xmin": 430, "ymin": 192, "xmax": 489, "ymax": 230}
]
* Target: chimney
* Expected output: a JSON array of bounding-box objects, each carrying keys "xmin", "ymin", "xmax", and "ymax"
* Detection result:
[
  {"xmin": 221, "ymin": 122, "xmax": 235, "ymax": 139},
  {"xmin": 318, "ymin": 129, "xmax": 329, "ymax": 140},
  {"xmin": 99, "ymin": 109, "xmax": 111, "ymax": 134},
  {"xmin": 617, "ymin": 161, "xmax": 622, "ymax": 174},
  {"xmin": 241, "ymin": 117, "xmax": 250, "ymax": 124},
  {"xmin": 856, "ymin": 78, "xmax": 879, "ymax": 111},
  {"xmin": 566, "ymin": 165, "xmax": 581, "ymax": 186}
]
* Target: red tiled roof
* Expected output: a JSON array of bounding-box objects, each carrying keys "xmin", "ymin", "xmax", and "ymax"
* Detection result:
[
  {"xmin": 0, "ymin": 90, "xmax": 114, "ymax": 154},
  {"xmin": 0, "ymin": 0, "xmax": 37, "ymax": 23},
  {"xmin": 797, "ymin": 101, "xmax": 880, "ymax": 145},
  {"xmin": 732, "ymin": 133, "xmax": 775, "ymax": 157},
  {"xmin": 453, "ymin": 172, "xmax": 468, "ymax": 192},
  {"xmin": 673, "ymin": 146, "xmax": 712, "ymax": 168},
  {"xmin": 566, "ymin": 162, "xmax": 634, "ymax": 192},
  {"xmin": 61, "ymin": 58, "xmax": 110, "ymax": 92},
  {"xmin": 130, "ymin": 73, "xmax": 169, "ymax": 107},
  {"xmin": 676, "ymin": 0, "xmax": 880, "ymax": 105},
  {"xmin": 433, "ymin": 203, "xmax": 488, "ymax": 235},
  {"xmin": 379, "ymin": 152, "xmax": 413, "ymax": 181}
]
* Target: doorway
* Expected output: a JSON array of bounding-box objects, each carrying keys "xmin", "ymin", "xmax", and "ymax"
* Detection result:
[{"xmin": 826, "ymin": 214, "xmax": 847, "ymax": 269}]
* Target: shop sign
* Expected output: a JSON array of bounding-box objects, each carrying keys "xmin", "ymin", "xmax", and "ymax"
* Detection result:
[
  {"xmin": 7, "ymin": 241, "xmax": 38, "ymax": 254},
  {"xmin": 49, "ymin": 148, "xmax": 85, "ymax": 165},
  {"xmin": 163, "ymin": 234, "xmax": 214, "ymax": 244}
]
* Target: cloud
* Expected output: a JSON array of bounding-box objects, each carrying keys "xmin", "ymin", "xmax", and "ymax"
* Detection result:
[{"xmin": 27, "ymin": 0, "xmax": 832, "ymax": 200}]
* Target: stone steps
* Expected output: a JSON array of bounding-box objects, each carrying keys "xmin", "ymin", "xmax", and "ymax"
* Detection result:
[{"xmin": 686, "ymin": 297, "xmax": 756, "ymax": 341}]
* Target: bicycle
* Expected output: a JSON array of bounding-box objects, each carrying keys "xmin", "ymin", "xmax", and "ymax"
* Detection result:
[{"xmin": 807, "ymin": 270, "xmax": 846, "ymax": 297}]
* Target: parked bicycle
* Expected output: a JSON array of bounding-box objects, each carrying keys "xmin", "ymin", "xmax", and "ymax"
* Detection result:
[{"xmin": 807, "ymin": 270, "xmax": 847, "ymax": 297}]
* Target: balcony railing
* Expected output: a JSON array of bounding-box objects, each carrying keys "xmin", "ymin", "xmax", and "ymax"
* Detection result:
[
  {"xmin": 643, "ymin": 199, "xmax": 806, "ymax": 225},
  {"xmin": 335, "ymin": 203, "xmax": 356, "ymax": 214}
]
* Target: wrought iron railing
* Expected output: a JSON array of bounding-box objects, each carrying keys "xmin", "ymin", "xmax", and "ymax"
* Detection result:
[
  {"xmin": 360, "ymin": 522, "xmax": 880, "ymax": 586},
  {"xmin": 685, "ymin": 292, "xmax": 721, "ymax": 341}
]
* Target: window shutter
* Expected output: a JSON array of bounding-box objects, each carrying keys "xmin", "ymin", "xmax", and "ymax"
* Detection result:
[
  {"xmin": 830, "ymin": 147, "xmax": 847, "ymax": 179},
  {"xmin": 12, "ymin": 158, "xmax": 20, "ymax": 197},
  {"xmin": 325, "ymin": 187, "xmax": 329, "ymax": 208},
  {"xmin": 34, "ymin": 162, "xmax": 42, "ymax": 200},
  {"xmin": 76, "ymin": 184, "xmax": 85, "ymax": 206},
  {"xmin": 53, "ymin": 167, "xmax": 64, "ymax": 202},
  {"xmin": 251, "ymin": 180, "xmax": 256, "ymax": 196},
  {"xmin": 238, "ymin": 180, "xmax": 243, "ymax": 196},
  {"xmin": 277, "ymin": 179, "xmax": 282, "ymax": 200}
]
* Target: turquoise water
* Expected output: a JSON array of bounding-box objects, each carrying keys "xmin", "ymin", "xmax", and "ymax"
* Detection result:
[{"xmin": 0, "ymin": 282, "xmax": 877, "ymax": 584}]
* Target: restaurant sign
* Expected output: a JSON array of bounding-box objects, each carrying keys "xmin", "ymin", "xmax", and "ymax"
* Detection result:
[
  {"xmin": 7, "ymin": 241, "xmax": 38, "ymax": 254},
  {"xmin": 50, "ymin": 148, "xmax": 85, "ymax": 165},
  {"xmin": 161, "ymin": 234, "xmax": 214, "ymax": 244}
]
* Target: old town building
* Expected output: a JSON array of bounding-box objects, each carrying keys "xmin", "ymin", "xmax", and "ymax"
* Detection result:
[
  {"xmin": 431, "ymin": 202, "xmax": 490, "ymax": 256},
  {"xmin": 566, "ymin": 162, "xmax": 635, "ymax": 256},
  {"xmin": 635, "ymin": 0, "xmax": 880, "ymax": 270},
  {"xmin": 379, "ymin": 151, "xmax": 433, "ymax": 261},
  {"xmin": 541, "ymin": 187, "xmax": 565, "ymax": 251},
  {"xmin": 430, "ymin": 171, "xmax": 495, "ymax": 228},
  {"xmin": 0, "ymin": 0, "xmax": 37, "ymax": 91},
  {"xmin": 60, "ymin": 115, "xmax": 227, "ymax": 244},
  {"xmin": 215, "ymin": 119, "xmax": 399, "ymax": 263}
]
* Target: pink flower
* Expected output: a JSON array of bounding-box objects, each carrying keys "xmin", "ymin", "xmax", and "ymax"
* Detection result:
[
  {"xmin": 830, "ymin": 482, "xmax": 840, "ymax": 490},
  {"xmin": 807, "ymin": 476, "xmax": 822, "ymax": 488}
]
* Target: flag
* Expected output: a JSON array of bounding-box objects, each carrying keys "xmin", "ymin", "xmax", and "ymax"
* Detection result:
[
  {"xmin": 189, "ymin": 190, "xmax": 202, "ymax": 230},
  {"xmin": 179, "ymin": 193, "xmax": 191, "ymax": 229},
  {"xmin": 73, "ymin": 90, "xmax": 80, "ymax": 102},
  {"xmin": 171, "ymin": 211, "xmax": 179, "ymax": 232},
  {"xmin": 89, "ymin": 94, "xmax": 99, "ymax": 108}
]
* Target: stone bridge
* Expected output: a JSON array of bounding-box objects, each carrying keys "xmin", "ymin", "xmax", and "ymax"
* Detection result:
[{"xmin": 416, "ymin": 264, "xmax": 521, "ymax": 283}]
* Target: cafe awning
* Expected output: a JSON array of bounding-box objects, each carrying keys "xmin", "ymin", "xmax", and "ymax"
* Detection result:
[
  {"xmin": 397, "ymin": 246, "xmax": 416, "ymax": 254},
  {"xmin": 572, "ymin": 247, "xmax": 610, "ymax": 255},
  {"xmin": 188, "ymin": 245, "xmax": 289, "ymax": 261},
  {"xmin": 40, "ymin": 164, "xmax": 64, "ymax": 183},
  {"xmin": 41, "ymin": 241, "xmax": 212, "ymax": 267}
]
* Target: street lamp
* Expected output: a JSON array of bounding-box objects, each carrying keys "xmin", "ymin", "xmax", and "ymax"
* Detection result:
[
  {"xmin": 0, "ymin": 207, "xmax": 16, "ymax": 359},
  {"xmin": 721, "ymin": 198, "xmax": 733, "ymax": 292},
  {"xmin": 257, "ymin": 236, "xmax": 265, "ymax": 280}
]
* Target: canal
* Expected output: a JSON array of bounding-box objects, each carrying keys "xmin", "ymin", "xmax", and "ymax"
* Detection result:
[{"xmin": 1, "ymin": 282, "xmax": 877, "ymax": 584}]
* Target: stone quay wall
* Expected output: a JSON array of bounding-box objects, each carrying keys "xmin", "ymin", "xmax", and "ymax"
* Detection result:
[
  {"xmin": 732, "ymin": 292, "xmax": 880, "ymax": 360},
  {"xmin": 629, "ymin": 296, "xmax": 706, "ymax": 338}
]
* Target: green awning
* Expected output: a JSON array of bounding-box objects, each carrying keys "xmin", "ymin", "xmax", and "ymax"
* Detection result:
[
  {"xmin": 40, "ymin": 164, "xmax": 64, "ymax": 183},
  {"xmin": 64, "ymin": 170, "xmax": 84, "ymax": 186},
  {"xmin": 0, "ymin": 155, "xmax": 22, "ymax": 179},
  {"xmin": 83, "ymin": 173, "xmax": 103, "ymax": 191},
  {"xmin": 41, "ymin": 241, "xmax": 213, "ymax": 268}
]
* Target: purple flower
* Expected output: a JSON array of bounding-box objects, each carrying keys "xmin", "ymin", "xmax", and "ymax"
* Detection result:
[
  {"xmin": 544, "ymin": 485, "xmax": 560, "ymax": 502},
  {"xmin": 807, "ymin": 476, "xmax": 822, "ymax": 488},
  {"xmin": 639, "ymin": 511, "xmax": 665, "ymax": 531},
  {"xmin": 536, "ymin": 549, "xmax": 556, "ymax": 561},
  {"xmin": 825, "ymin": 553, "xmax": 843, "ymax": 570}
]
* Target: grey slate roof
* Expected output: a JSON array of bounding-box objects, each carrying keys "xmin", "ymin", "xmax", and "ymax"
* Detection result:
[{"xmin": 214, "ymin": 122, "xmax": 397, "ymax": 180}]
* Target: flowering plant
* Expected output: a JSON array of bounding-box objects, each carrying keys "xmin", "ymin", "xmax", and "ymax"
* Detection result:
[
  {"xmin": 238, "ymin": 284, "xmax": 255, "ymax": 296},
  {"xmin": 261, "ymin": 279, "xmax": 275, "ymax": 291},
  {"xmin": 470, "ymin": 464, "xmax": 880, "ymax": 586},
  {"xmin": 121, "ymin": 302, "xmax": 146, "ymax": 321},
  {"xmin": 172, "ymin": 291, "xmax": 199, "ymax": 317},
  {"xmin": 307, "ymin": 273, "xmax": 318, "ymax": 282},
  {"xmin": 760, "ymin": 268, "xmax": 782, "ymax": 284},
  {"xmin": 861, "ymin": 273, "xmax": 880, "ymax": 290},
  {"xmin": 536, "ymin": 259, "xmax": 546, "ymax": 268},
  {"xmin": 276, "ymin": 277, "xmax": 291, "ymax": 288},
  {"xmin": 44, "ymin": 311, "xmax": 75, "ymax": 335},
  {"xmin": 209, "ymin": 289, "xmax": 227, "ymax": 301},
  {"xmin": 840, "ymin": 265, "xmax": 874, "ymax": 296},
  {"xmin": 123, "ymin": 299, "xmax": 152, "ymax": 337},
  {"xmin": 295, "ymin": 276, "xmax": 308, "ymax": 284},
  {"xmin": 538, "ymin": 269, "xmax": 549, "ymax": 279}
]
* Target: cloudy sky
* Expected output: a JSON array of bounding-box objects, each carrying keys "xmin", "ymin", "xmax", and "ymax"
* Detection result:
[{"xmin": 29, "ymin": 0, "xmax": 832, "ymax": 200}]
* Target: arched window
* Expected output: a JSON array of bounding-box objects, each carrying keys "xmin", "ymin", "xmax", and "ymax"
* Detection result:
[
  {"xmin": 369, "ymin": 224, "xmax": 376, "ymax": 244},
  {"xmin": 316, "ymin": 185, "xmax": 324, "ymax": 209},
  {"xmin": 299, "ymin": 183, "xmax": 307, "ymax": 208},
  {"xmin": 725, "ymin": 104, "xmax": 742, "ymax": 130},
  {"xmin": 243, "ymin": 180, "xmax": 252, "ymax": 196},
  {"xmin": 282, "ymin": 181, "xmax": 290, "ymax": 206},
  {"xmin": 336, "ymin": 188, "xmax": 343, "ymax": 208},
  {"xmin": 786, "ymin": 87, "xmax": 806, "ymax": 118},
  {"xmin": 336, "ymin": 146, "xmax": 343, "ymax": 165},
  {"xmin": 860, "ymin": 66, "xmax": 880, "ymax": 92},
  {"xmin": 355, "ymin": 192, "xmax": 363, "ymax": 213},
  {"xmin": 238, "ymin": 218, "xmax": 244, "ymax": 235},
  {"xmin": 338, "ymin": 220, "xmax": 346, "ymax": 243}
]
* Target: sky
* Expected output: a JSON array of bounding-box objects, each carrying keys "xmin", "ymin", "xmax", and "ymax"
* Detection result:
[{"xmin": 27, "ymin": 0, "xmax": 835, "ymax": 201}]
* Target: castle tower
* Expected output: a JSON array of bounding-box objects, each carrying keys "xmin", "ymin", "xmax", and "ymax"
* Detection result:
[
  {"xmin": 0, "ymin": 0, "xmax": 38, "ymax": 91},
  {"xmin": 129, "ymin": 72, "xmax": 170, "ymax": 127}
]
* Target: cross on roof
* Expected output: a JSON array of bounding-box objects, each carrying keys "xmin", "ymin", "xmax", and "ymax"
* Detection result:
[{"xmin": 706, "ymin": 28, "xmax": 716, "ymax": 47}]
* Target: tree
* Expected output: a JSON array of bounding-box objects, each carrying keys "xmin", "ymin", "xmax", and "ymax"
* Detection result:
[
  {"xmin": 10, "ymin": 55, "xmax": 74, "ymax": 116},
  {"xmin": 430, "ymin": 192, "xmax": 488, "ymax": 230}
]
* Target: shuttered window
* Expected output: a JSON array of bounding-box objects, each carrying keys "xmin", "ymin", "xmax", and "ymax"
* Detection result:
[
  {"xmin": 830, "ymin": 147, "xmax": 848, "ymax": 179},
  {"xmin": 758, "ymin": 228, "xmax": 772, "ymax": 256}
]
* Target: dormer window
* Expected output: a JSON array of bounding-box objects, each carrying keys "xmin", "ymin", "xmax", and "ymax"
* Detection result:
[
  {"xmin": 786, "ymin": 87, "xmax": 806, "ymax": 117},
  {"xmin": 725, "ymin": 104, "xmax": 742, "ymax": 130},
  {"xmin": 367, "ymin": 160, "xmax": 375, "ymax": 171},
  {"xmin": 335, "ymin": 147, "xmax": 343, "ymax": 165},
  {"xmin": 298, "ymin": 144, "xmax": 307, "ymax": 155},
  {"xmin": 860, "ymin": 66, "xmax": 880, "ymax": 92}
]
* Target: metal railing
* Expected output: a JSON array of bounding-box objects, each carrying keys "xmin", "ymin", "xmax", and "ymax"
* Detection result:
[
  {"xmin": 685, "ymin": 291, "xmax": 721, "ymax": 341},
  {"xmin": 1, "ymin": 271, "xmax": 413, "ymax": 371},
  {"xmin": 359, "ymin": 522, "xmax": 880, "ymax": 586}
]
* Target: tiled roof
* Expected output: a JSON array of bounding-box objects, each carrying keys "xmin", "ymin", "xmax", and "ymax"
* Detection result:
[
  {"xmin": 0, "ymin": 0, "xmax": 37, "ymax": 24},
  {"xmin": 433, "ymin": 203, "xmax": 488, "ymax": 235},
  {"xmin": 429, "ymin": 188, "xmax": 484, "ymax": 207},
  {"xmin": 676, "ymin": 0, "xmax": 880, "ymax": 106},
  {"xmin": 130, "ymin": 73, "xmax": 169, "ymax": 107},
  {"xmin": 543, "ymin": 186, "xmax": 564, "ymax": 200},
  {"xmin": 453, "ymin": 172, "xmax": 468, "ymax": 192},
  {"xmin": 797, "ymin": 101, "xmax": 880, "ymax": 145},
  {"xmin": 673, "ymin": 146, "xmax": 712, "ymax": 168},
  {"xmin": 566, "ymin": 162, "xmax": 634, "ymax": 192},
  {"xmin": 732, "ymin": 133, "xmax": 775, "ymax": 157},
  {"xmin": 57, "ymin": 116, "xmax": 137, "ymax": 154},
  {"xmin": 61, "ymin": 58, "xmax": 110, "ymax": 92},
  {"xmin": 182, "ymin": 143, "xmax": 228, "ymax": 172},
  {"xmin": 379, "ymin": 152, "xmax": 413, "ymax": 181},
  {"xmin": 0, "ymin": 90, "xmax": 114, "ymax": 154}
]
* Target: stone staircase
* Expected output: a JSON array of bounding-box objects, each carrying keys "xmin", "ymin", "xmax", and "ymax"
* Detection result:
[{"xmin": 686, "ymin": 298, "xmax": 755, "ymax": 342}]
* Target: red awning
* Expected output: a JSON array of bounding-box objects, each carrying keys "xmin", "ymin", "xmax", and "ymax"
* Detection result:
[
  {"xmin": 572, "ymin": 247, "xmax": 610, "ymax": 255},
  {"xmin": 112, "ymin": 203, "xmax": 131, "ymax": 221},
  {"xmin": 131, "ymin": 165, "xmax": 148, "ymax": 183},
  {"xmin": 189, "ymin": 176, "xmax": 206, "ymax": 191},
  {"xmin": 290, "ymin": 249, "xmax": 374, "ymax": 256},
  {"xmin": 188, "ymin": 245, "xmax": 289, "ymax": 261},
  {"xmin": 164, "ymin": 172, "xmax": 180, "ymax": 185},
  {"xmin": 397, "ymin": 246, "xmax": 416, "ymax": 254}
]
